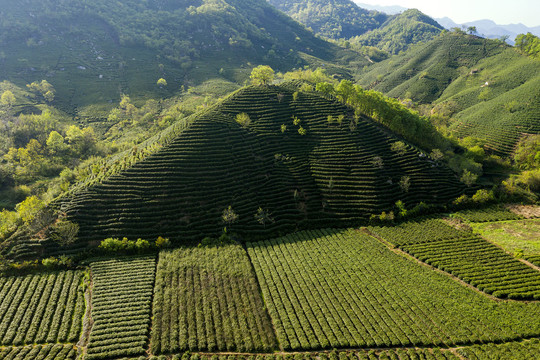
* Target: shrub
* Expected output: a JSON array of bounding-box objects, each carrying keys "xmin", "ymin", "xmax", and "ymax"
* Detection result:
[{"xmin": 235, "ymin": 112, "xmax": 251, "ymax": 128}]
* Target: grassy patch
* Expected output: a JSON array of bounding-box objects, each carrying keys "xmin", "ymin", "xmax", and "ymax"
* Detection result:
[{"xmin": 472, "ymin": 219, "xmax": 540, "ymax": 259}]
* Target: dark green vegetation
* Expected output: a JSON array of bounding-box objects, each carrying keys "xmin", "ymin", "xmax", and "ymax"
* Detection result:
[
  {"xmin": 0, "ymin": 0, "xmax": 347, "ymax": 115},
  {"xmin": 0, "ymin": 271, "xmax": 84, "ymax": 346},
  {"xmin": 248, "ymin": 229, "xmax": 540, "ymax": 350},
  {"xmin": 268, "ymin": 0, "xmax": 388, "ymax": 39},
  {"xmin": 45, "ymin": 83, "xmax": 466, "ymax": 253},
  {"xmin": 350, "ymin": 9, "xmax": 444, "ymax": 55},
  {"xmin": 85, "ymin": 257, "xmax": 155, "ymax": 359},
  {"xmin": 151, "ymin": 243, "xmax": 276, "ymax": 353},
  {"xmin": 358, "ymin": 31, "xmax": 540, "ymax": 156},
  {"xmin": 371, "ymin": 218, "xmax": 540, "ymax": 299}
]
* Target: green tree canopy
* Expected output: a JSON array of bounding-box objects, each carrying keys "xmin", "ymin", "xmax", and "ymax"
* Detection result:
[
  {"xmin": 250, "ymin": 65, "xmax": 275, "ymax": 85},
  {"xmin": 1, "ymin": 90, "xmax": 16, "ymax": 108}
]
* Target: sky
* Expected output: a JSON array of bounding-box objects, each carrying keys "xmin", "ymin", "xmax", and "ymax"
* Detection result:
[{"xmin": 356, "ymin": 0, "xmax": 540, "ymax": 27}]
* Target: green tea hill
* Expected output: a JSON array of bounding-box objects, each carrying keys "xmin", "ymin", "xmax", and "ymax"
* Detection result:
[
  {"xmin": 7, "ymin": 83, "xmax": 468, "ymax": 258},
  {"xmin": 0, "ymin": 0, "xmax": 348, "ymax": 117},
  {"xmin": 358, "ymin": 31, "xmax": 540, "ymax": 155}
]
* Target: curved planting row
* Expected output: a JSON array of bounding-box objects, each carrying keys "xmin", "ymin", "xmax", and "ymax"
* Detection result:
[
  {"xmin": 156, "ymin": 348, "xmax": 459, "ymax": 360},
  {"xmin": 0, "ymin": 344, "xmax": 77, "ymax": 360},
  {"xmin": 0, "ymin": 271, "xmax": 84, "ymax": 346},
  {"xmin": 370, "ymin": 219, "xmax": 540, "ymax": 299},
  {"xmin": 451, "ymin": 205, "xmax": 524, "ymax": 223},
  {"xmin": 86, "ymin": 256, "xmax": 155, "ymax": 360},
  {"xmin": 151, "ymin": 244, "xmax": 276, "ymax": 354},
  {"xmin": 457, "ymin": 339, "xmax": 540, "ymax": 360},
  {"xmin": 58, "ymin": 84, "xmax": 466, "ymax": 249},
  {"xmin": 247, "ymin": 229, "xmax": 540, "ymax": 350}
]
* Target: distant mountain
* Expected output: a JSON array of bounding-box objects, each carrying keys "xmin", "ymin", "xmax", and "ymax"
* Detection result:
[
  {"xmin": 354, "ymin": 2, "xmax": 407, "ymax": 15},
  {"xmin": 436, "ymin": 17, "xmax": 540, "ymax": 44},
  {"xmin": 267, "ymin": 0, "xmax": 389, "ymax": 39},
  {"xmin": 351, "ymin": 9, "xmax": 444, "ymax": 54}
]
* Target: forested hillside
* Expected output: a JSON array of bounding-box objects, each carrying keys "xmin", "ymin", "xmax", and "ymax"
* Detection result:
[
  {"xmin": 0, "ymin": 0, "xmax": 349, "ymax": 116},
  {"xmin": 267, "ymin": 0, "xmax": 388, "ymax": 39},
  {"xmin": 350, "ymin": 9, "xmax": 444, "ymax": 54}
]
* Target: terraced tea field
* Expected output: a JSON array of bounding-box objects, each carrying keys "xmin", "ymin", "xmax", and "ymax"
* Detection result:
[{"xmin": 55, "ymin": 84, "xmax": 465, "ymax": 255}]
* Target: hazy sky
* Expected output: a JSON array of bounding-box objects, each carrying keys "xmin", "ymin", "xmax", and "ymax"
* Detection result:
[{"xmin": 357, "ymin": 0, "xmax": 540, "ymax": 27}]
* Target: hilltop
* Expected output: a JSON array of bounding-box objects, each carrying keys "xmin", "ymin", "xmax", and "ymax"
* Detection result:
[
  {"xmin": 4, "ymin": 83, "xmax": 467, "ymax": 259},
  {"xmin": 267, "ymin": 0, "xmax": 389, "ymax": 39},
  {"xmin": 267, "ymin": 1, "xmax": 442, "ymax": 54},
  {"xmin": 0, "ymin": 0, "xmax": 351, "ymax": 117},
  {"xmin": 350, "ymin": 9, "xmax": 444, "ymax": 54},
  {"xmin": 357, "ymin": 31, "xmax": 540, "ymax": 155}
]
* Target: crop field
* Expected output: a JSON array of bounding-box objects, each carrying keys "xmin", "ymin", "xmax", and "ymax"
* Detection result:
[
  {"xmin": 247, "ymin": 229, "xmax": 540, "ymax": 350},
  {"xmin": 0, "ymin": 344, "xmax": 77, "ymax": 360},
  {"xmin": 371, "ymin": 219, "xmax": 540, "ymax": 299},
  {"xmin": 451, "ymin": 205, "xmax": 524, "ymax": 223},
  {"xmin": 85, "ymin": 256, "xmax": 156, "ymax": 360},
  {"xmin": 457, "ymin": 339, "xmax": 540, "ymax": 359},
  {"xmin": 0, "ymin": 271, "xmax": 85, "ymax": 346},
  {"xmin": 151, "ymin": 244, "xmax": 276, "ymax": 354}
]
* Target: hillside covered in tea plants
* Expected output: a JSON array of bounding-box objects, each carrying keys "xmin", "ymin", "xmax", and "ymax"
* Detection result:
[
  {"xmin": 357, "ymin": 31, "xmax": 540, "ymax": 156},
  {"xmin": 1, "ymin": 82, "xmax": 470, "ymax": 259}
]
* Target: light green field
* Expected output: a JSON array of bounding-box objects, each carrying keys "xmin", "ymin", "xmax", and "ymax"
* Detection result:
[{"xmin": 472, "ymin": 219, "xmax": 540, "ymax": 259}]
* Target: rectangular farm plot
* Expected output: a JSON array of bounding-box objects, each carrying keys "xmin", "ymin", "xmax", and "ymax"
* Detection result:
[
  {"xmin": 247, "ymin": 229, "xmax": 540, "ymax": 350},
  {"xmin": 151, "ymin": 244, "xmax": 277, "ymax": 354},
  {"xmin": 371, "ymin": 219, "xmax": 540, "ymax": 299},
  {"xmin": 86, "ymin": 256, "xmax": 156, "ymax": 360},
  {"xmin": 0, "ymin": 270, "xmax": 85, "ymax": 346}
]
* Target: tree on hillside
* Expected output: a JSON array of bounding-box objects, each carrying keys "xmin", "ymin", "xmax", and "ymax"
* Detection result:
[
  {"xmin": 27, "ymin": 80, "xmax": 55, "ymax": 103},
  {"xmin": 250, "ymin": 65, "xmax": 274, "ymax": 85},
  {"xmin": 1, "ymin": 90, "xmax": 16, "ymax": 109},
  {"xmin": 222, "ymin": 206, "xmax": 238, "ymax": 226},
  {"xmin": 157, "ymin": 78, "xmax": 167, "ymax": 87}
]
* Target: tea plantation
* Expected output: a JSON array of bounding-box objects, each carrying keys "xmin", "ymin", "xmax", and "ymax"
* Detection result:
[
  {"xmin": 49, "ymin": 84, "xmax": 466, "ymax": 255},
  {"xmin": 0, "ymin": 208, "xmax": 539, "ymax": 359}
]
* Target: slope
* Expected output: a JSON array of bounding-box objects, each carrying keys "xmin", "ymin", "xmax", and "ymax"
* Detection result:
[
  {"xmin": 0, "ymin": 0, "xmax": 348, "ymax": 117},
  {"xmin": 267, "ymin": 0, "xmax": 389, "ymax": 39},
  {"xmin": 357, "ymin": 31, "xmax": 540, "ymax": 155},
  {"xmin": 14, "ymin": 82, "xmax": 467, "ymax": 258},
  {"xmin": 350, "ymin": 9, "xmax": 444, "ymax": 55}
]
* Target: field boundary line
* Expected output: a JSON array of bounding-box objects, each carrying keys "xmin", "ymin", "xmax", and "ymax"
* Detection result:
[{"xmin": 77, "ymin": 268, "xmax": 94, "ymax": 355}]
